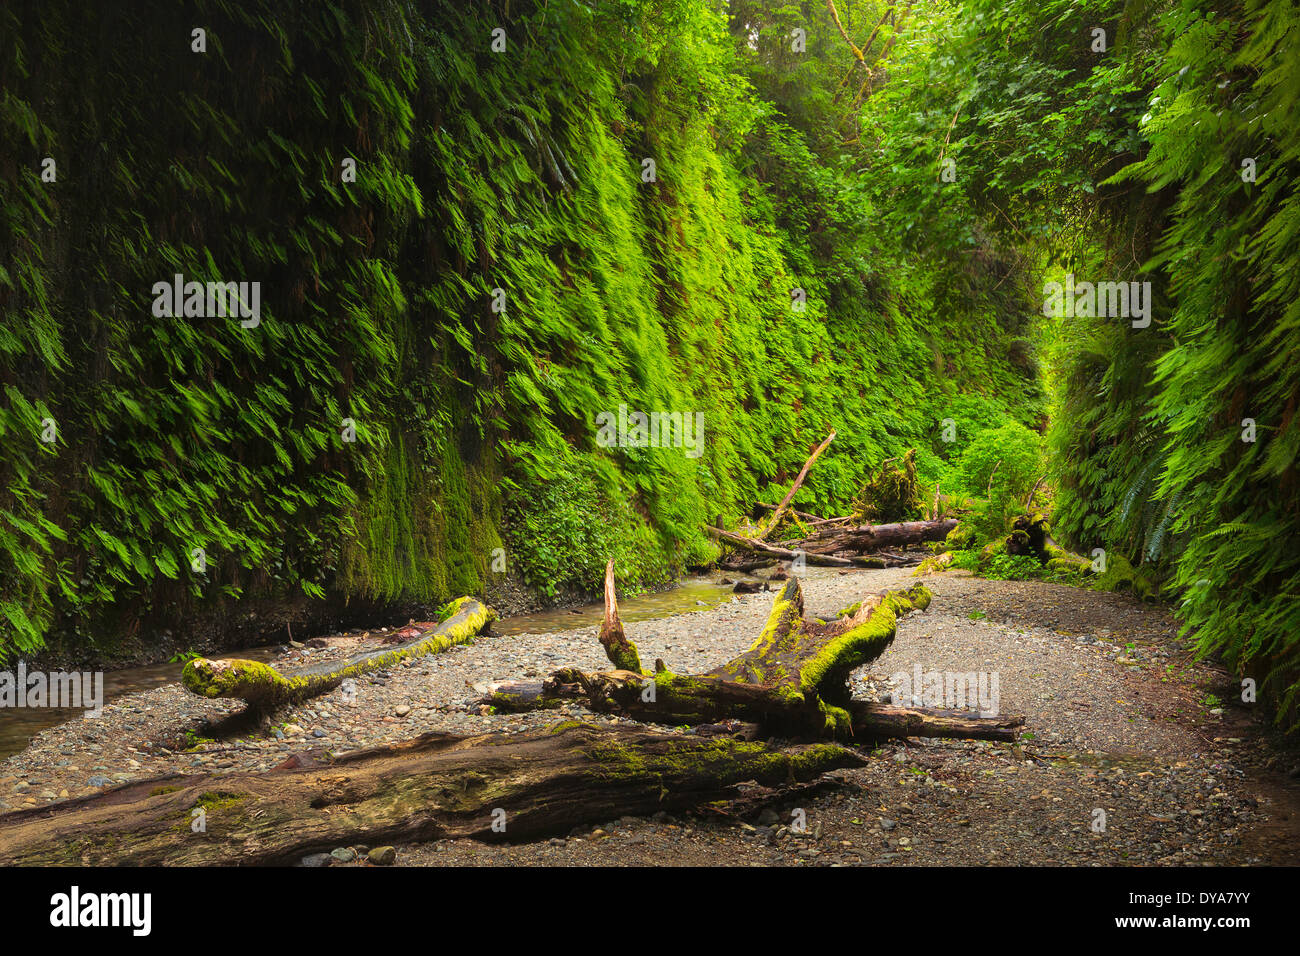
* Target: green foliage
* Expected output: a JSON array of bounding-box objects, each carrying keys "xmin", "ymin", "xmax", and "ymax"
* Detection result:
[
  {"xmin": 955, "ymin": 422, "xmax": 1045, "ymax": 538},
  {"xmin": 890, "ymin": 0, "xmax": 1300, "ymax": 727},
  {"xmin": 852, "ymin": 449, "xmax": 924, "ymax": 524},
  {"xmin": 0, "ymin": 0, "xmax": 1041, "ymax": 659}
]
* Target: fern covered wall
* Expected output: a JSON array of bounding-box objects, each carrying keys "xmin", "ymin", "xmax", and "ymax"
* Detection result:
[
  {"xmin": 913, "ymin": 0, "xmax": 1300, "ymax": 727},
  {"xmin": 0, "ymin": 0, "xmax": 1041, "ymax": 662}
]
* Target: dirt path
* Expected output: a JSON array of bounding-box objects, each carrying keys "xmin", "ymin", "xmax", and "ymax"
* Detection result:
[{"xmin": 2, "ymin": 567, "xmax": 1297, "ymax": 866}]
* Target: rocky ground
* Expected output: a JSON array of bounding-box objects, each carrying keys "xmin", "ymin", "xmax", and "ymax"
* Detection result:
[{"xmin": 2, "ymin": 566, "xmax": 1297, "ymax": 867}]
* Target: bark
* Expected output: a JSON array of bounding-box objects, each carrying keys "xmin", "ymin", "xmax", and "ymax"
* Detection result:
[
  {"xmin": 180, "ymin": 597, "xmax": 497, "ymax": 708},
  {"xmin": 795, "ymin": 518, "xmax": 958, "ymax": 554},
  {"xmin": 483, "ymin": 575, "xmax": 1024, "ymax": 743},
  {"xmin": 757, "ymin": 430, "xmax": 835, "ymax": 539},
  {"xmin": 597, "ymin": 558, "xmax": 642, "ymax": 673},
  {"xmin": 704, "ymin": 525, "xmax": 887, "ymax": 568},
  {"xmin": 0, "ymin": 723, "xmax": 858, "ymax": 866},
  {"xmin": 486, "ymin": 676, "xmax": 1021, "ymax": 743}
]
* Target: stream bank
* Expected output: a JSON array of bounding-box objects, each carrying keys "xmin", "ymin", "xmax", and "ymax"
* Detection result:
[{"xmin": 1, "ymin": 567, "xmax": 1297, "ymax": 866}]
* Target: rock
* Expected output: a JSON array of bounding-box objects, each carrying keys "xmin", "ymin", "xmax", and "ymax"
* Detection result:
[
  {"xmin": 87, "ymin": 775, "xmax": 111, "ymax": 787},
  {"xmin": 282, "ymin": 724, "xmax": 304, "ymax": 737},
  {"xmin": 880, "ymin": 818, "xmax": 897, "ymax": 831},
  {"xmin": 311, "ymin": 729, "xmax": 326, "ymax": 738},
  {"xmin": 757, "ymin": 808, "xmax": 779, "ymax": 826},
  {"xmin": 330, "ymin": 847, "xmax": 356, "ymax": 863},
  {"xmin": 368, "ymin": 846, "xmax": 397, "ymax": 866},
  {"xmin": 395, "ymin": 704, "xmax": 411, "ymax": 717},
  {"xmin": 301, "ymin": 853, "xmax": 332, "ymax": 868}
]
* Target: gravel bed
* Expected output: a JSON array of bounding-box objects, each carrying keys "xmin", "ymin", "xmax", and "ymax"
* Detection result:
[{"xmin": 3, "ymin": 566, "xmax": 1296, "ymax": 867}]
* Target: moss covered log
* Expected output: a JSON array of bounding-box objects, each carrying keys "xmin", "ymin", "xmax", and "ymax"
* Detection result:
[
  {"xmin": 483, "ymin": 576, "xmax": 1022, "ymax": 742},
  {"xmin": 0, "ymin": 723, "xmax": 858, "ymax": 866},
  {"xmin": 181, "ymin": 597, "xmax": 496, "ymax": 708}
]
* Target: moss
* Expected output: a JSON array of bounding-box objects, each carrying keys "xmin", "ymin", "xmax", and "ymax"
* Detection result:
[
  {"xmin": 181, "ymin": 597, "xmax": 497, "ymax": 704},
  {"xmin": 604, "ymin": 642, "xmax": 644, "ymax": 675},
  {"xmin": 797, "ymin": 585, "xmax": 929, "ymax": 696},
  {"xmin": 744, "ymin": 578, "xmax": 803, "ymax": 661},
  {"xmin": 817, "ymin": 700, "xmax": 852, "ymax": 735},
  {"xmin": 547, "ymin": 719, "xmax": 585, "ymax": 734},
  {"xmin": 943, "ymin": 523, "xmax": 978, "ymax": 552},
  {"xmin": 193, "ymin": 790, "xmax": 247, "ymax": 812},
  {"xmin": 913, "ymin": 551, "xmax": 954, "ymax": 576},
  {"xmin": 798, "ymin": 604, "xmax": 897, "ymax": 695},
  {"xmin": 181, "ymin": 658, "xmax": 287, "ymax": 701},
  {"xmin": 1092, "ymin": 552, "xmax": 1157, "ymax": 600}
]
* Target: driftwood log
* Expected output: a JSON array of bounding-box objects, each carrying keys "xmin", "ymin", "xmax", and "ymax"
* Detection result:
[
  {"xmin": 0, "ymin": 723, "xmax": 857, "ymax": 865},
  {"xmin": 482, "ymin": 573, "xmax": 1023, "ymax": 743},
  {"xmin": 704, "ymin": 525, "xmax": 888, "ymax": 568},
  {"xmin": 180, "ymin": 596, "xmax": 497, "ymax": 708},
  {"xmin": 793, "ymin": 518, "xmax": 958, "ymax": 555}
]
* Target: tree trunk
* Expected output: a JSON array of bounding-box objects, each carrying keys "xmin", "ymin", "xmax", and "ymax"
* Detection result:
[
  {"xmin": 795, "ymin": 518, "xmax": 958, "ymax": 554},
  {"xmin": 0, "ymin": 723, "xmax": 858, "ymax": 866},
  {"xmin": 597, "ymin": 558, "xmax": 642, "ymax": 673},
  {"xmin": 704, "ymin": 525, "xmax": 887, "ymax": 568},
  {"xmin": 180, "ymin": 597, "xmax": 497, "ymax": 708}
]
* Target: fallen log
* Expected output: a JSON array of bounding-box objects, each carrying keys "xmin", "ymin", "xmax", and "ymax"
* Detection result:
[
  {"xmin": 704, "ymin": 525, "xmax": 887, "ymax": 568},
  {"xmin": 795, "ymin": 518, "xmax": 958, "ymax": 555},
  {"xmin": 757, "ymin": 429, "xmax": 835, "ymax": 539},
  {"xmin": 0, "ymin": 723, "xmax": 858, "ymax": 866},
  {"xmin": 483, "ymin": 572, "xmax": 1024, "ymax": 743},
  {"xmin": 181, "ymin": 596, "xmax": 497, "ymax": 708},
  {"xmin": 486, "ymin": 676, "xmax": 1022, "ymax": 743}
]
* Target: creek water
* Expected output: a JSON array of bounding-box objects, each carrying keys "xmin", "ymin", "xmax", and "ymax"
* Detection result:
[{"xmin": 0, "ymin": 573, "xmax": 739, "ymax": 761}]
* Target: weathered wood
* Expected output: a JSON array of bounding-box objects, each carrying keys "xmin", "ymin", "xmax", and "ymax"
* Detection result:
[
  {"xmin": 796, "ymin": 518, "xmax": 958, "ymax": 554},
  {"xmin": 597, "ymin": 558, "xmax": 642, "ymax": 673},
  {"xmin": 844, "ymin": 703, "xmax": 1023, "ymax": 741},
  {"xmin": 758, "ymin": 430, "xmax": 835, "ymax": 539},
  {"xmin": 483, "ymin": 575, "xmax": 1025, "ymax": 743},
  {"xmin": 0, "ymin": 723, "xmax": 859, "ymax": 866},
  {"xmin": 181, "ymin": 596, "xmax": 497, "ymax": 708},
  {"xmin": 704, "ymin": 525, "xmax": 887, "ymax": 568},
  {"xmin": 484, "ymin": 676, "xmax": 1021, "ymax": 742}
]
